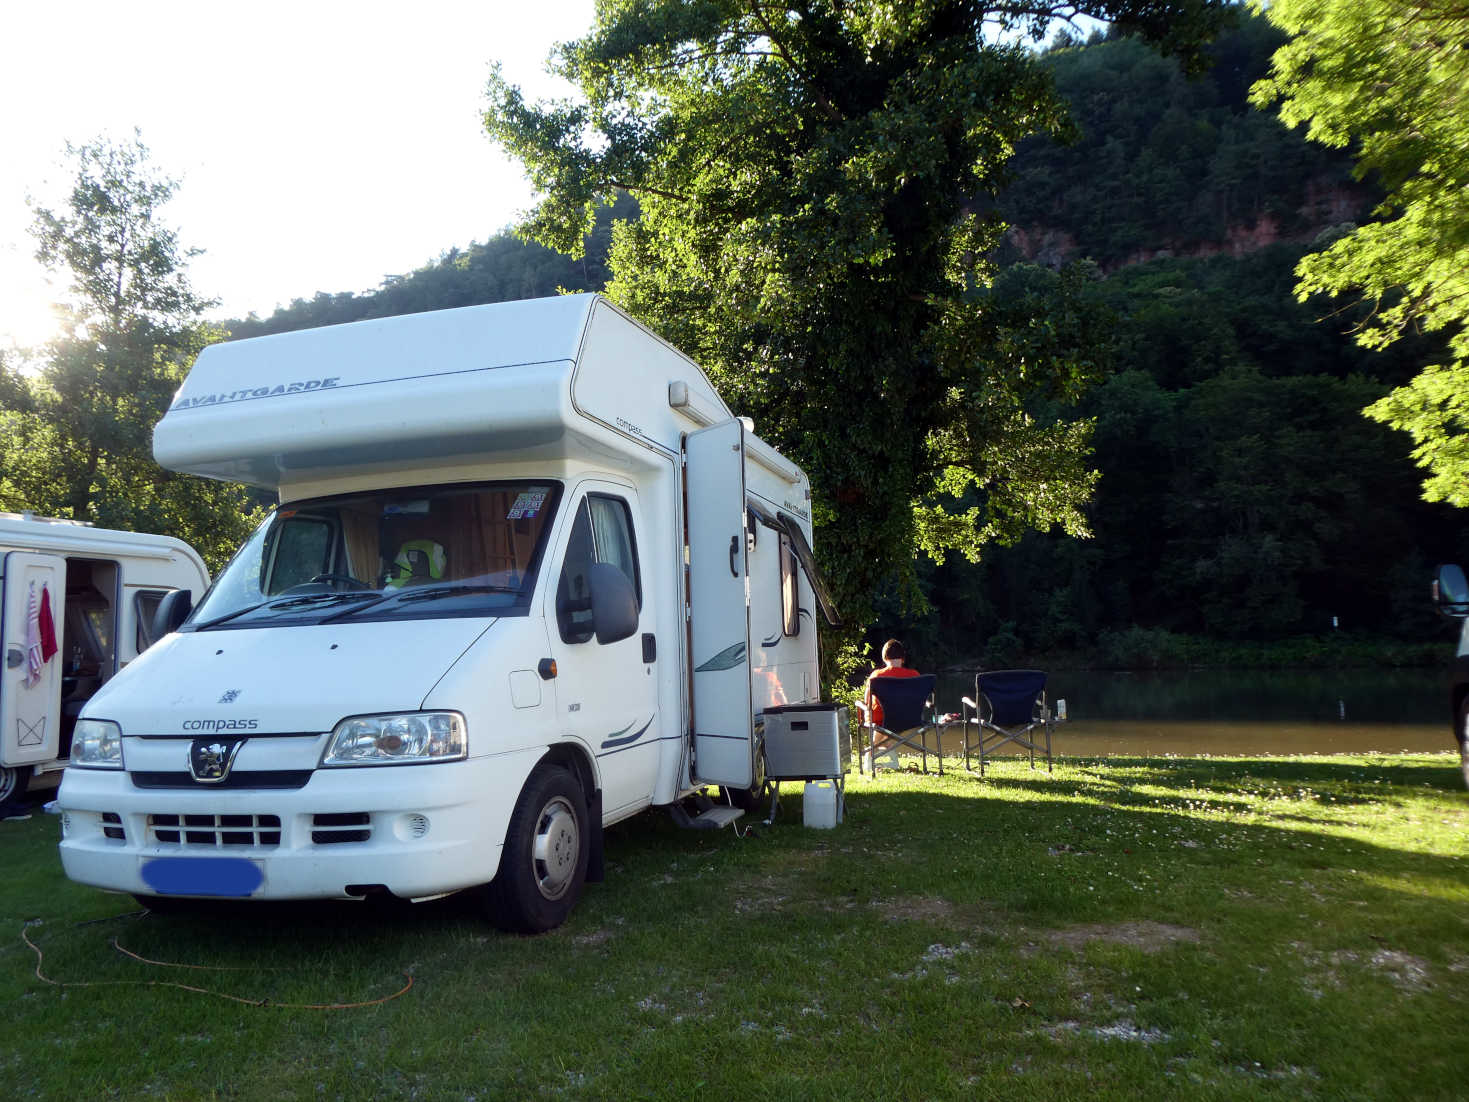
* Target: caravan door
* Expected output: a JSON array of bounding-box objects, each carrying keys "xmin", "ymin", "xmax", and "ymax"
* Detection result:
[
  {"xmin": 684, "ymin": 420, "xmax": 754, "ymax": 788},
  {"xmin": 1, "ymin": 552, "xmax": 64, "ymax": 768}
]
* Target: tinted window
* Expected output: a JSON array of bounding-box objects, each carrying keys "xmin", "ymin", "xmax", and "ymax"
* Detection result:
[
  {"xmin": 134, "ymin": 589, "xmax": 168, "ymax": 651},
  {"xmin": 265, "ymin": 517, "xmax": 332, "ymax": 594},
  {"xmin": 557, "ymin": 495, "xmax": 640, "ymax": 644},
  {"xmin": 780, "ymin": 531, "xmax": 800, "ymax": 636}
]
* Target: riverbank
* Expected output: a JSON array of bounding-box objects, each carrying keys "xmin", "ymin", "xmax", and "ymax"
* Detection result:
[{"xmin": 946, "ymin": 628, "xmax": 1452, "ymax": 672}]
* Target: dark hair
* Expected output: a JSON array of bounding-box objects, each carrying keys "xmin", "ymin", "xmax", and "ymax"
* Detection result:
[{"xmin": 881, "ymin": 638, "xmax": 906, "ymax": 662}]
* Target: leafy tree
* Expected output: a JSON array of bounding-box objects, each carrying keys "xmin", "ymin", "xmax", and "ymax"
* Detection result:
[
  {"xmin": 0, "ymin": 133, "xmax": 262, "ymax": 567},
  {"xmin": 1252, "ymin": 0, "xmax": 1469, "ymax": 506},
  {"xmin": 484, "ymin": 0, "xmax": 1236, "ymax": 653}
]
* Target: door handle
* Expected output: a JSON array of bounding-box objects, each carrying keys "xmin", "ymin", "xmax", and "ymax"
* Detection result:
[{"xmin": 729, "ymin": 535, "xmax": 740, "ymax": 577}]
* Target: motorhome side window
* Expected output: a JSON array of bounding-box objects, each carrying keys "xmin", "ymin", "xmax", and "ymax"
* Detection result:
[
  {"xmin": 557, "ymin": 495, "xmax": 641, "ymax": 644},
  {"xmin": 779, "ymin": 531, "xmax": 800, "ymax": 636},
  {"xmin": 134, "ymin": 589, "xmax": 168, "ymax": 651},
  {"xmin": 264, "ymin": 515, "xmax": 333, "ymax": 594}
]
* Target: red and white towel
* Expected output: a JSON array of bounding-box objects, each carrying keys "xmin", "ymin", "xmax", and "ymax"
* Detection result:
[{"xmin": 22, "ymin": 581, "xmax": 58, "ymax": 689}]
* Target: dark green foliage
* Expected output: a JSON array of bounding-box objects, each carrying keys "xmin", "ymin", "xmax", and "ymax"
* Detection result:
[
  {"xmin": 859, "ymin": 11, "xmax": 1469, "ymax": 666},
  {"xmin": 1002, "ymin": 14, "xmax": 1372, "ymax": 269},
  {"xmin": 884, "ymin": 249, "xmax": 1469, "ymax": 666}
]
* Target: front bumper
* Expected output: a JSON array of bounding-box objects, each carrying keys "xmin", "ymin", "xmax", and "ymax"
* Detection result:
[{"xmin": 56, "ymin": 749, "xmax": 544, "ymax": 901}]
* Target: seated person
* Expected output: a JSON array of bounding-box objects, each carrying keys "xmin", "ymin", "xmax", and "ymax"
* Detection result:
[{"xmin": 859, "ymin": 638, "xmax": 922, "ymax": 751}]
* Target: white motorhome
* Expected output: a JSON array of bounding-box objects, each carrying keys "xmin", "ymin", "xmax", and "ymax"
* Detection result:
[
  {"xmin": 1, "ymin": 513, "xmax": 209, "ymax": 810},
  {"xmin": 57, "ymin": 293, "xmax": 842, "ymax": 931}
]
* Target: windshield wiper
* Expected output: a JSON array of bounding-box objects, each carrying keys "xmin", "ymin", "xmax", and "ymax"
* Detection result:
[
  {"xmin": 390, "ymin": 583, "xmax": 521, "ymax": 604},
  {"xmin": 193, "ymin": 591, "xmax": 382, "ymax": 630},
  {"xmin": 318, "ymin": 582, "xmax": 520, "ymax": 622}
]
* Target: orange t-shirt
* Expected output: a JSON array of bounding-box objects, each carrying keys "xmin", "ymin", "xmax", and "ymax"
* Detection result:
[{"xmin": 865, "ymin": 665, "xmax": 921, "ymax": 727}]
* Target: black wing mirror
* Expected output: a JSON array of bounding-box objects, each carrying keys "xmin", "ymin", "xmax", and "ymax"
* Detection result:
[
  {"xmin": 586, "ymin": 563, "xmax": 638, "ymax": 644},
  {"xmin": 1433, "ymin": 564, "xmax": 1469, "ymax": 619},
  {"xmin": 150, "ymin": 590, "xmax": 194, "ymax": 641}
]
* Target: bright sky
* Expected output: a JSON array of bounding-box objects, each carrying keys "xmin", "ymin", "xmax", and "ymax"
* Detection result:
[{"xmin": 0, "ymin": 0, "xmax": 597, "ymax": 351}]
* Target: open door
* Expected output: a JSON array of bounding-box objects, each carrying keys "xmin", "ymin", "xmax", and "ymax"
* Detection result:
[
  {"xmin": 1, "ymin": 551, "xmax": 65, "ymax": 767},
  {"xmin": 684, "ymin": 419, "xmax": 754, "ymax": 788}
]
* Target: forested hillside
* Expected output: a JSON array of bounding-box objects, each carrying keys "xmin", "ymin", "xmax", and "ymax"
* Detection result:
[
  {"xmin": 223, "ymin": 12, "xmax": 1468, "ymax": 666},
  {"xmin": 896, "ymin": 17, "xmax": 1468, "ymax": 667},
  {"xmin": 226, "ymin": 195, "xmax": 636, "ymax": 340}
]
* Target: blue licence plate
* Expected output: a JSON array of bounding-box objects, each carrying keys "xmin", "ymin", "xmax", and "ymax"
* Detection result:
[{"xmin": 141, "ymin": 856, "xmax": 264, "ymax": 897}]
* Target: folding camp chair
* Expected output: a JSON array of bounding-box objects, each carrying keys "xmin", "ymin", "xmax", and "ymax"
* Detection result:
[
  {"xmin": 860, "ymin": 673, "xmax": 942, "ymax": 776},
  {"xmin": 961, "ymin": 670, "xmax": 1053, "ymax": 776}
]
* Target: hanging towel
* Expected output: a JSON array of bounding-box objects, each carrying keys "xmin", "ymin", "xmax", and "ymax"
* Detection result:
[
  {"xmin": 24, "ymin": 581, "xmax": 42, "ymax": 688},
  {"xmin": 38, "ymin": 583, "xmax": 58, "ymax": 664}
]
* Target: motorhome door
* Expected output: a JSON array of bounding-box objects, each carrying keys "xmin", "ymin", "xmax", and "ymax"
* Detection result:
[
  {"xmin": 1, "ymin": 551, "xmax": 64, "ymax": 767},
  {"xmin": 684, "ymin": 419, "xmax": 754, "ymax": 788}
]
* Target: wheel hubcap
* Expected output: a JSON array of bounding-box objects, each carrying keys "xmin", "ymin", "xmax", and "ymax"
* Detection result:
[
  {"xmin": 0, "ymin": 767, "xmax": 16, "ymax": 804},
  {"xmin": 531, "ymin": 796, "xmax": 579, "ymax": 900}
]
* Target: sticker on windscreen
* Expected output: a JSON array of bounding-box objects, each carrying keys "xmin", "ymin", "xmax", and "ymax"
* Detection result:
[{"xmin": 507, "ymin": 489, "xmax": 549, "ymax": 520}]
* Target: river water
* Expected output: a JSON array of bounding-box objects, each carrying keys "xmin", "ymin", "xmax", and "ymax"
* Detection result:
[{"xmin": 931, "ymin": 668, "xmax": 1454, "ymax": 757}]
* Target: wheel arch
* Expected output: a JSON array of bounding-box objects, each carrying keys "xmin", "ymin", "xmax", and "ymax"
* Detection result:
[{"xmin": 539, "ymin": 740, "xmax": 604, "ymax": 883}]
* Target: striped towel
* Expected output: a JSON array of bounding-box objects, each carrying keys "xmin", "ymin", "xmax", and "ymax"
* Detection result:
[{"xmin": 23, "ymin": 580, "xmax": 43, "ymax": 687}]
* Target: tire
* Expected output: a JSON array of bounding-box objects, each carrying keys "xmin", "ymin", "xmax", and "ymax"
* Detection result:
[
  {"xmin": 0, "ymin": 765, "xmax": 27, "ymax": 812},
  {"xmin": 482, "ymin": 765, "xmax": 589, "ymax": 934},
  {"xmin": 722, "ymin": 741, "xmax": 768, "ymax": 812},
  {"xmin": 1460, "ymin": 698, "xmax": 1469, "ymax": 790}
]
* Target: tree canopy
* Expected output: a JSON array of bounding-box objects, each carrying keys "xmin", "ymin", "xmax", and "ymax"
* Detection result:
[
  {"xmin": 484, "ymin": 0, "xmax": 1237, "ymax": 655},
  {"xmin": 0, "ymin": 134, "xmax": 262, "ymax": 567},
  {"xmin": 1252, "ymin": 0, "xmax": 1469, "ymax": 507}
]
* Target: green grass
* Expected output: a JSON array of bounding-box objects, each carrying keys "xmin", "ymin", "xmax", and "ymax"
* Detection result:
[{"xmin": 5, "ymin": 752, "xmax": 1468, "ymax": 1100}]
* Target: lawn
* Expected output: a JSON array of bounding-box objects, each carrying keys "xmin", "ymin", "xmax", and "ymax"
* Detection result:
[{"xmin": 5, "ymin": 752, "xmax": 1467, "ymax": 1100}]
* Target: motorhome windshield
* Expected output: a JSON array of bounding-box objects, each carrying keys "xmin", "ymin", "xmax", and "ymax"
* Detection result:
[{"xmin": 187, "ymin": 481, "xmax": 562, "ymax": 629}]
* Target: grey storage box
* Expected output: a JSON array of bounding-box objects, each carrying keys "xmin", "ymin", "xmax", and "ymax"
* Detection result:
[{"xmin": 763, "ymin": 703, "xmax": 850, "ymax": 779}]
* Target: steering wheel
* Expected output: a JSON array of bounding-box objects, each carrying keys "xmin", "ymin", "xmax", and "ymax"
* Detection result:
[{"xmin": 307, "ymin": 573, "xmax": 374, "ymax": 590}]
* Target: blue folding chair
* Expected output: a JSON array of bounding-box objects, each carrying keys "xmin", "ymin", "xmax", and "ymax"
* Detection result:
[
  {"xmin": 961, "ymin": 670, "xmax": 1053, "ymax": 776},
  {"xmin": 861, "ymin": 674, "xmax": 942, "ymax": 776}
]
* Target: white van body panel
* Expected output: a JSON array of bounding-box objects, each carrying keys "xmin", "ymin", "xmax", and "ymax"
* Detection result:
[
  {"xmin": 0, "ymin": 514, "xmax": 209, "ymax": 790},
  {"xmin": 59, "ymin": 294, "xmax": 828, "ymax": 908},
  {"xmin": 86, "ymin": 619, "xmax": 492, "ymax": 735}
]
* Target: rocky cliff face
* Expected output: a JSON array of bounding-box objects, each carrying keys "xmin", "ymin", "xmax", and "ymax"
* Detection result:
[{"xmin": 1006, "ymin": 181, "xmax": 1371, "ymax": 272}]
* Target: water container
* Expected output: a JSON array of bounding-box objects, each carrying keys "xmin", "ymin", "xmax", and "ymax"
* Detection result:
[{"xmin": 803, "ymin": 780, "xmax": 842, "ymax": 828}]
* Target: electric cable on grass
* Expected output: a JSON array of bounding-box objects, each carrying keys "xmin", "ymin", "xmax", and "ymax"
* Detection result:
[{"xmin": 20, "ymin": 921, "xmax": 413, "ymax": 1009}]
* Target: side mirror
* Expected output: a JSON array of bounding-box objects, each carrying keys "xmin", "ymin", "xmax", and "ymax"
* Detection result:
[
  {"xmin": 586, "ymin": 563, "xmax": 639, "ymax": 645},
  {"xmin": 1434, "ymin": 564, "xmax": 1469, "ymax": 619},
  {"xmin": 150, "ymin": 590, "xmax": 193, "ymax": 641}
]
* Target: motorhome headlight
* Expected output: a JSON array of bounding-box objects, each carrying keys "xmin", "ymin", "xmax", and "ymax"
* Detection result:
[
  {"xmin": 71, "ymin": 719, "xmax": 125, "ymax": 769},
  {"xmin": 320, "ymin": 712, "xmax": 467, "ymax": 767}
]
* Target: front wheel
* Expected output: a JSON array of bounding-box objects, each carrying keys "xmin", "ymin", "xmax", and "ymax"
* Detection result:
[
  {"xmin": 0, "ymin": 765, "xmax": 27, "ymax": 812},
  {"xmin": 482, "ymin": 765, "xmax": 589, "ymax": 934}
]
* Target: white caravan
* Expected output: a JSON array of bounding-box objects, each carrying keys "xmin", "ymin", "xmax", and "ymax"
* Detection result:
[
  {"xmin": 57, "ymin": 293, "xmax": 842, "ymax": 931},
  {"xmin": 1, "ymin": 513, "xmax": 209, "ymax": 809}
]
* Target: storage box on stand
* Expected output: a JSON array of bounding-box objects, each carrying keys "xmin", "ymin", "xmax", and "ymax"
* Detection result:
[{"xmin": 762, "ymin": 703, "xmax": 850, "ymax": 779}]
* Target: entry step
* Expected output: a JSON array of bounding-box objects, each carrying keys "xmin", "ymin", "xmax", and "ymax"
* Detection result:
[{"xmin": 669, "ymin": 802, "xmax": 746, "ymax": 831}]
